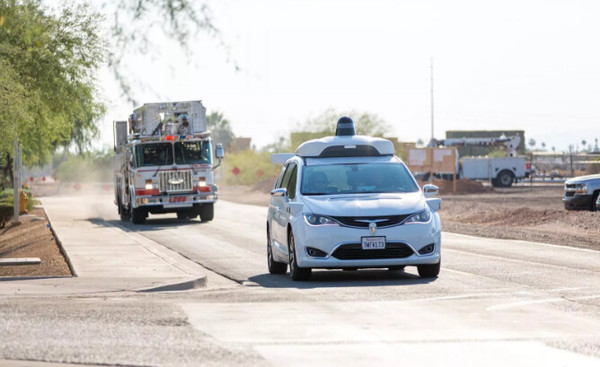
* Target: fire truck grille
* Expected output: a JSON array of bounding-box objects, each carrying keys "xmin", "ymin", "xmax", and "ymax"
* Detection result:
[{"xmin": 159, "ymin": 170, "xmax": 193, "ymax": 193}]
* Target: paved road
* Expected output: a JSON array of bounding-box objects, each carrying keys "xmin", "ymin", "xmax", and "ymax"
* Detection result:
[{"xmin": 1, "ymin": 193, "xmax": 600, "ymax": 366}]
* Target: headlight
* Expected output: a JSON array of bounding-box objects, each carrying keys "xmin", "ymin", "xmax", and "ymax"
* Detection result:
[
  {"xmin": 303, "ymin": 214, "xmax": 339, "ymax": 226},
  {"xmin": 145, "ymin": 179, "xmax": 158, "ymax": 190},
  {"xmin": 575, "ymin": 184, "xmax": 587, "ymax": 194},
  {"xmin": 405, "ymin": 209, "xmax": 432, "ymax": 224}
]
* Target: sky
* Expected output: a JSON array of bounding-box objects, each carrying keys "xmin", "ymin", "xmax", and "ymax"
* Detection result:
[{"xmin": 96, "ymin": 0, "xmax": 600, "ymax": 153}]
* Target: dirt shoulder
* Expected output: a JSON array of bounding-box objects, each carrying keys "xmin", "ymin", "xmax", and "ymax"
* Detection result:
[
  {"xmin": 440, "ymin": 186, "xmax": 600, "ymax": 250},
  {"xmin": 0, "ymin": 207, "xmax": 72, "ymax": 277}
]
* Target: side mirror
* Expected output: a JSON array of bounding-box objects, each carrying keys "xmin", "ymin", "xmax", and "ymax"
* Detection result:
[
  {"xmin": 270, "ymin": 188, "xmax": 288, "ymax": 197},
  {"xmin": 213, "ymin": 144, "xmax": 224, "ymax": 171},
  {"xmin": 216, "ymin": 144, "xmax": 225, "ymax": 159},
  {"xmin": 423, "ymin": 184, "xmax": 439, "ymax": 198},
  {"xmin": 127, "ymin": 151, "xmax": 134, "ymax": 168}
]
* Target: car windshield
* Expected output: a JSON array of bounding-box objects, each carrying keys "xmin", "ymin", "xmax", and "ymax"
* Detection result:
[
  {"xmin": 301, "ymin": 163, "xmax": 419, "ymax": 195},
  {"xmin": 174, "ymin": 141, "xmax": 212, "ymax": 165},
  {"xmin": 135, "ymin": 143, "xmax": 173, "ymax": 167}
]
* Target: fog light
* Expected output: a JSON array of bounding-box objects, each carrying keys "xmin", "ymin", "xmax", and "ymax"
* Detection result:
[
  {"xmin": 418, "ymin": 244, "xmax": 435, "ymax": 255},
  {"xmin": 306, "ymin": 247, "xmax": 327, "ymax": 257}
]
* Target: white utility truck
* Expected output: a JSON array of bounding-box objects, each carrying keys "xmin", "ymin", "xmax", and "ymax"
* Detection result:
[
  {"xmin": 429, "ymin": 135, "xmax": 526, "ymax": 187},
  {"xmin": 113, "ymin": 101, "xmax": 224, "ymax": 224}
]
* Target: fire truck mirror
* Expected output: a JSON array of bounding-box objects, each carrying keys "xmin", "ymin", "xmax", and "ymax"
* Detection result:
[{"xmin": 216, "ymin": 144, "xmax": 225, "ymax": 159}]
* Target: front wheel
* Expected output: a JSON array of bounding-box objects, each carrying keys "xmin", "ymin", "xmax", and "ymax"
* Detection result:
[
  {"xmin": 117, "ymin": 198, "xmax": 130, "ymax": 222},
  {"xmin": 417, "ymin": 261, "xmax": 440, "ymax": 278},
  {"xmin": 267, "ymin": 227, "xmax": 287, "ymax": 274},
  {"xmin": 199, "ymin": 204, "xmax": 214, "ymax": 222},
  {"xmin": 176, "ymin": 211, "xmax": 191, "ymax": 220},
  {"xmin": 131, "ymin": 207, "xmax": 147, "ymax": 225},
  {"xmin": 591, "ymin": 192, "xmax": 599, "ymax": 212},
  {"xmin": 288, "ymin": 232, "xmax": 311, "ymax": 281}
]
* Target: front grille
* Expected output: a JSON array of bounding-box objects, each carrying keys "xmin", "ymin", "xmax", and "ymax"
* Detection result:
[
  {"xmin": 330, "ymin": 215, "xmax": 411, "ymax": 228},
  {"xmin": 159, "ymin": 170, "xmax": 193, "ymax": 193},
  {"xmin": 332, "ymin": 243, "xmax": 415, "ymax": 260}
]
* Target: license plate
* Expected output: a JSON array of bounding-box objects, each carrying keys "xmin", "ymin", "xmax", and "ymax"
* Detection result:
[
  {"xmin": 361, "ymin": 236, "xmax": 386, "ymax": 250},
  {"xmin": 168, "ymin": 196, "xmax": 187, "ymax": 203}
]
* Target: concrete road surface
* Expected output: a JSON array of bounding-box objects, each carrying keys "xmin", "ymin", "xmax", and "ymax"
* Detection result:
[{"xmin": 1, "ymin": 193, "xmax": 599, "ymax": 367}]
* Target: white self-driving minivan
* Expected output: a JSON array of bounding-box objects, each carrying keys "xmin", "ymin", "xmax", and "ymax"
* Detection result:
[{"xmin": 266, "ymin": 117, "xmax": 442, "ymax": 281}]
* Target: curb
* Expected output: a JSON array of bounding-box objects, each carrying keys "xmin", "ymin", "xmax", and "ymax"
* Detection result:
[
  {"xmin": 44, "ymin": 210, "xmax": 77, "ymax": 277},
  {"xmin": 138, "ymin": 276, "xmax": 207, "ymax": 292}
]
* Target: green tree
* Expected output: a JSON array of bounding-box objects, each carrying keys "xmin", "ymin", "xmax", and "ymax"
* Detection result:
[
  {"xmin": 206, "ymin": 111, "xmax": 235, "ymax": 148},
  {"xmin": 297, "ymin": 108, "xmax": 390, "ymax": 136},
  {"xmin": 0, "ymin": 0, "xmax": 106, "ymax": 172},
  {"xmin": 288, "ymin": 109, "xmax": 391, "ymax": 150}
]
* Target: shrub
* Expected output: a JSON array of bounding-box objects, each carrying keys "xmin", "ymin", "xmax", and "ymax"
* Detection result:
[{"xmin": 222, "ymin": 150, "xmax": 280, "ymax": 186}]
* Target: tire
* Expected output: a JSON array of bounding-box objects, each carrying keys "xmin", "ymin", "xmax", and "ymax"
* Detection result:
[
  {"xmin": 176, "ymin": 211, "xmax": 190, "ymax": 220},
  {"xmin": 131, "ymin": 207, "xmax": 147, "ymax": 224},
  {"xmin": 117, "ymin": 198, "xmax": 130, "ymax": 221},
  {"xmin": 417, "ymin": 261, "xmax": 441, "ymax": 278},
  {"xmin": 267, "ymin": 226, "xmax": 287, "ymax": 274},
  {"xmin": 288, "ymin": 232, "xmax": 311, "ymax": 281},
  {"xmin": 494, "ymin": 170, "xmax": 514, "ymax": 188},
  {"xmin": 199, "ymin": 204, "xmax": 214, "ymax": 222},
  {"xmin": 591, "ymin": 191, "xmax": 599, "ymax": 212}
]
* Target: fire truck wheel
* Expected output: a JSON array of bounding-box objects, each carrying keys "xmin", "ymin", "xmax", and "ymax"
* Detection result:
[
  {"xmin": 119, "ymin": 207, "xmax": 130, "ymax": 221},
  {"xmin": 199, "ymin": 204, "xmax": 214, "ymax": 222},
  {"xmin": 131, "ymin": 207, "xmax": 147, "ymax": 224},
  {"xmin": 117, "ymin": 198, "xmax": 130, "ymax": 221},
  {"xmin": 176, "ymin": 211, "xmax": 190, "ymax": 220}
]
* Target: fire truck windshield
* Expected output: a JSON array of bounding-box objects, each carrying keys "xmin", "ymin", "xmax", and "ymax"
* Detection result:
[
  {"xmin": 174, "ymin": 141, "xmax": 212, "ymax": 165},
  {"xmin": 135, "ymin": 143, "xmax": 173, "ymax": 167}
]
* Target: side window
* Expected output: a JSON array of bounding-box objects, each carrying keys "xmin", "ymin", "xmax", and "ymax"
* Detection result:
[
  {"xmin": 286, "ymin": 165, "xmax": 298, "ymax": 199},
  {"xmin": 274, "ymin": 166, "xmax": 287, "ymax": 189},
  {"xmin": 279, "ymin": 163, "xmax": 295, "ymax": 191}
]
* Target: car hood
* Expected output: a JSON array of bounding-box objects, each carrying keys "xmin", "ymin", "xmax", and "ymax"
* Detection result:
[
  {"xmin": 565, "ymin": 174, "xmax": 600, "ymax": 184},
  {"xmin": 301, "ymin": 192, "xmax": 425, "ymax": 217}
]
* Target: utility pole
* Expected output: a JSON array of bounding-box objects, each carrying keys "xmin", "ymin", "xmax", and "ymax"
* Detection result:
[
  {"xmin": 430, "ymin": 57, "xmax": 435, "ymax": 142},
  {"xmin": 13, "ymin": 137, "xmax": 20, "ymax": 224}
]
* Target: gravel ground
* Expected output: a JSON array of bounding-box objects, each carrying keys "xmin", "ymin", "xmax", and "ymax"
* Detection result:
[{"xmin": 440, "ymin": 186, "xmax": 600, "ymax": 251}]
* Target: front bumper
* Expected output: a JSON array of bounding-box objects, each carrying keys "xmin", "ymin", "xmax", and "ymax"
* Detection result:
[
  {"xmin": 134, "ymin": 192, "xmax": 217, "ymax": 210},
  {"xmin": 293, "ymin": 218, "xmax": 441, "ymax": 269},
  {"xmin": 563, "ymin": 194, "xmax": 593, "ymax": 210}
]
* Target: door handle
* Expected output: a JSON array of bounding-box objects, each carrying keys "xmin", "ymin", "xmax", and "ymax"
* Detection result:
[{"xmin": 286, "ymin": 207, "xmax": 291, "ymax": 214}]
